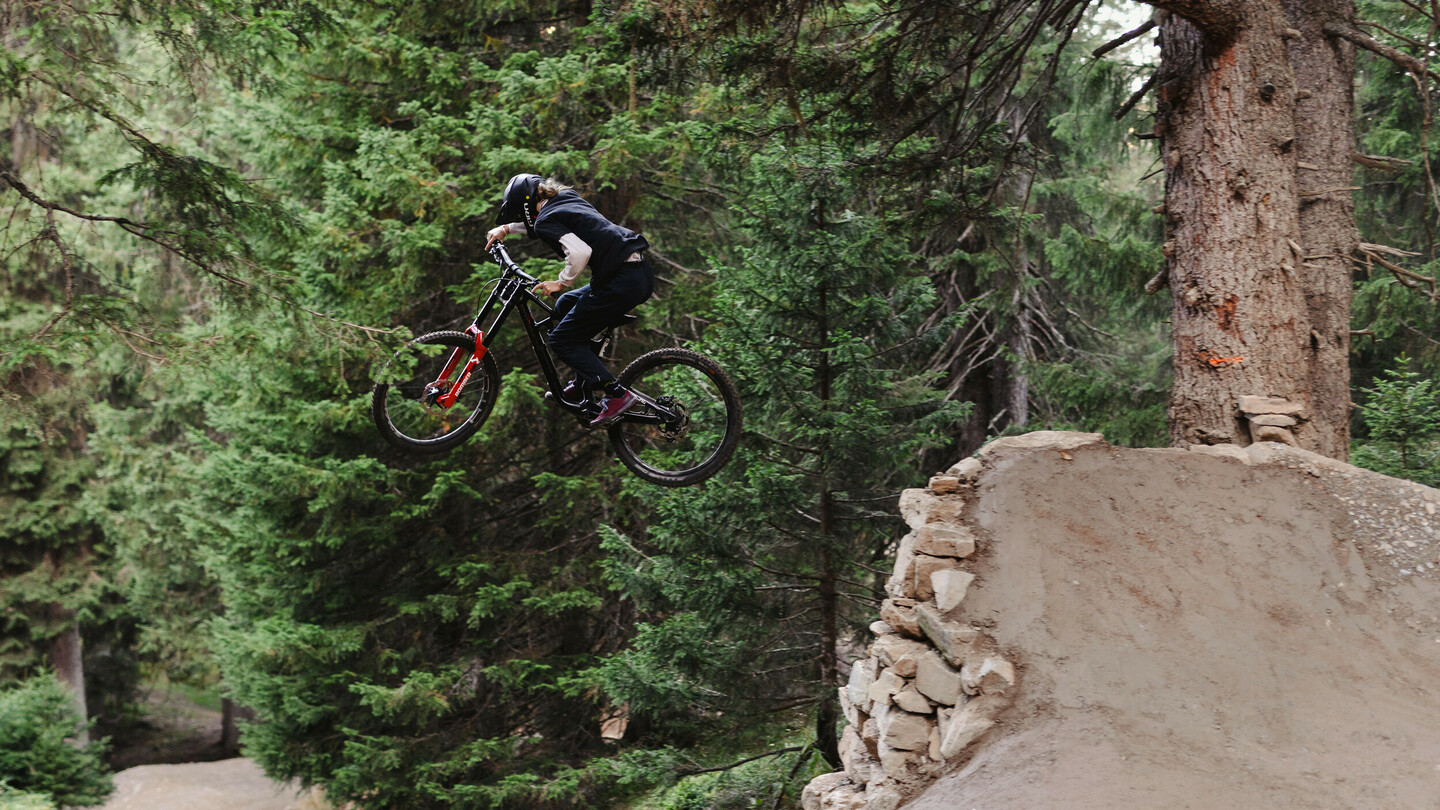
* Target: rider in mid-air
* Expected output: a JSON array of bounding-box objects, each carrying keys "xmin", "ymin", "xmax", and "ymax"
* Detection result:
[{"xmin": 485, "ymin": 174, "xmax": 654, "ymax": 427}]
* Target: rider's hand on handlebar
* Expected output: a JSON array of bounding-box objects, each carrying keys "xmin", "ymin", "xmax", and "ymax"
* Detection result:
[{"xmin": 485, "ymin": 225, "xmax": 511, "ymax": 251}]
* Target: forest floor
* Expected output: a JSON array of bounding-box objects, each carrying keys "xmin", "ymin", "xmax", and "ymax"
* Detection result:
[
  {"xmin": 99, "ymin": 758, "xmax": 323, "ymax": 810},
  {"xmin": 904, "ymin": 436, "xmax": 1440, "ymax": 809},
  {"xmin": 106, "ymin": 681, "xmax": 233, "ymax": 770}
]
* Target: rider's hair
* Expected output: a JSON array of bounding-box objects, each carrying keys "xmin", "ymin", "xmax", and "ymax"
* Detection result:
[{"xmin": 537, "ymin": 178, "xmax": 572, "ymax": 201}]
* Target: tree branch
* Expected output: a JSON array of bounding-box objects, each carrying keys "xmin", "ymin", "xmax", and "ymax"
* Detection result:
[
  {"xmin": 1114, "ymin": 72, "xmax": 1160, "ymax": 121},
  {"xmin": 1325, "ymin": 22, "xmax": 1440, "ymax": 81},
  {"xmin": 1093, "ymin": 19, "xmax": 1157, "ymax": 59}
]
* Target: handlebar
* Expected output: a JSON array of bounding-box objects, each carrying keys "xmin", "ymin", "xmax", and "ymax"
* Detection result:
[{"xmin": 488, "ymin": 242, "xmax": 538, "ymax": 285}]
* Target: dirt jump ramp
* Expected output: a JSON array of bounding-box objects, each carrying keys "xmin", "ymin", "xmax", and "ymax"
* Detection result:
[{"xmin": 804, "ymin": 432, "xmax": 1440, "ymax": 810}]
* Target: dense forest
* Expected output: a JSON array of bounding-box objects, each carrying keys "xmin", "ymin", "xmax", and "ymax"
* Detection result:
[{"xmin": 4, "ymin": 1, "xmax": 1440, "ymax": 808}]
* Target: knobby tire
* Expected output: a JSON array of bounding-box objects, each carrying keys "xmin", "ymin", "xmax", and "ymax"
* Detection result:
[
  {"xmin": 372, "ymin": 331, "xmax": 501, "ymax": 455},
  {"xmin": 609, "ymin": 347, "xmax": 742, "ymax": 487}
]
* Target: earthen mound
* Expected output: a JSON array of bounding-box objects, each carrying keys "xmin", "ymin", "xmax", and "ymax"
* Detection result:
[{"xmin": 808, "ymin": 433, "xmax": 1440, "ymax": 809}]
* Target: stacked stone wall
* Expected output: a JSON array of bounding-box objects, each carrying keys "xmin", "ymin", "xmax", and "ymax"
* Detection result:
[{"xmin": 802, "ymin": 455, "xmax": 1017, "ymax": 810}]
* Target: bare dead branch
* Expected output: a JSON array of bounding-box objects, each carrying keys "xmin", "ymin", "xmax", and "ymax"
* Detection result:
[
  {"xmin": 1143, "ymin": 268, "xmax": 1169, "ymax": 295},
  {"xmin": 1352, "ymin": 152, "xmax": 1412, "ymax": 172},
  {"xmin": 1092, "ymin": 19, "xmax": 1156, "ymax": 59},
  {"xmin": 1357, "ymin": 244, "xmax": 1440, "ymax": 302},
  {"xmin": 1325, "ymin": 22, "xmax": 1440, "ymax": 81},
  {"xmin": 1114, "ymin": 71, "xmax": 1160, "ymax": 121},
  {"xmin": 1359, "ymin": 242, "xmax": 1423, "ymax": 258}
]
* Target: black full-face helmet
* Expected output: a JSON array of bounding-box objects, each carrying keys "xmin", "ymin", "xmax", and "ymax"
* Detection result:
[{"xmin": 496, "ymin": 173, "xmax": 543, "ymax": 236}]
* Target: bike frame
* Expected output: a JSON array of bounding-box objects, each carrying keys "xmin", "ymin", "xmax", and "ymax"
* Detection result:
[{"xmin": 427, "ymin": 243, "xmax": 673, "ymax": 425}]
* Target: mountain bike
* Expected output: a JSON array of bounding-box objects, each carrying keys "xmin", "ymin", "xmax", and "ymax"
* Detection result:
[{"xmin": 371, "ymin": 243, "xmax": 742, "ymax": 487}]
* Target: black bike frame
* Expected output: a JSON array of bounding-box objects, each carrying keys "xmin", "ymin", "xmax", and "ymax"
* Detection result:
[{"xmin": 430, "ymin": 243, "xmax": 672, "ymax": 426}]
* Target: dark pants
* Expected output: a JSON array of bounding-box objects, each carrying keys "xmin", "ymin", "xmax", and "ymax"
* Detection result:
[{"xmin": 549, "ymin": 260, "xmax": 654, "ymax": 387}]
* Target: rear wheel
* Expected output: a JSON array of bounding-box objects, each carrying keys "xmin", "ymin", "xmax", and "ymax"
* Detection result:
[
  {"xmin": 372, "ymin": 331, "xmax": 500, "ymax": 454},
  {"xmin": 609, "ymin": 348, "xmax": 742, "ymax": 487}
]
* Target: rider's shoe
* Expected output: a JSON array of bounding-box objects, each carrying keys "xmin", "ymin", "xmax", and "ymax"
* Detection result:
[
  {"xmin": 589, "ymin": 390, "xmax": 637, "ymax": 428},
  {"xmin": 545, "ymin": 379, "xmax": 587, "ymax": 408}
]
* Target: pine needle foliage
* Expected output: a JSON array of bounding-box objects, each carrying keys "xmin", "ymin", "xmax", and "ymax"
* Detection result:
[{"xmin": 592, "ymin": 142, "xmax": 968, "ymax": 804}]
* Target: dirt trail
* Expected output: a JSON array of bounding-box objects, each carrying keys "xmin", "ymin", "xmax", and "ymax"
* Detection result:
[
  {"xmin": 909, "ymin": 439, "xmax": 1440, "ymax": 809},
  {"xmin": 101, "ymin": 758, "xmax": 321, "ymax": 810}
]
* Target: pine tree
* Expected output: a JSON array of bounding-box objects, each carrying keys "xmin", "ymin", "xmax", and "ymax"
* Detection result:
[{"xmin": 594, "ymin": 142, "xmax": 968, "ymax": 804}]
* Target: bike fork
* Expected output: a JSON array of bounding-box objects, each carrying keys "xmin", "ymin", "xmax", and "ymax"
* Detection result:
[{"xmin": 432, "ymin": 326, "xmax": 488, "ymax": 409}]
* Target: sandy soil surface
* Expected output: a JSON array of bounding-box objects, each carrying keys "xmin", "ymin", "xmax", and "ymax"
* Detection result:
[
  {"xmin": 908, "ymin": 440, "xmax": 1440, "ymax": 809},
  {"xmin": 101, "ymin": 758, "xmax": 322, "ymax": 810}
]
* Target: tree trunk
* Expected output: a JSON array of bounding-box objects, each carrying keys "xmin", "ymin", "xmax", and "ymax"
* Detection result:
[
  {"xmin": 1283, "ymin": 0, "xmax": 1358, "ymax": 460},
  {"xmin": 814, "ymin": 280, "xmax": 841, "ymax": 768},
  {"xmin": 47, "ymin": 605, "xmax": 89, "ymax": 746},
  {"xmin": 1152, "ymin": 0, "xmax": 1356, "ymax": 458},
  {"xmin": 221, "ymin": 698, "xmax": 241, "ymax": 754}
]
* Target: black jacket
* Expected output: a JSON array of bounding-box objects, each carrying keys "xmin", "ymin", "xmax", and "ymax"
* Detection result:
[{"xmin": 533, "ymin": 190, "xmax": 649, "ymax": 286}]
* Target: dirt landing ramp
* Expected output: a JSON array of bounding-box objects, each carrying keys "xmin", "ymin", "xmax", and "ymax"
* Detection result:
[
  {"xmin": 910, "ymin": 438, "xmax": 1440, "ymax": 809},
  {"xmin": 101, "ymin": 758, "xmax": 320, "ymax": 810}
]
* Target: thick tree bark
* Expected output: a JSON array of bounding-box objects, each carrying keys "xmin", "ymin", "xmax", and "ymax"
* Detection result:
[
  {"xmin": 1150, "ymin": 0, "xmax": 1356, "ymax": 458},
  {"xmin": 1284, "ymin": 0, "xmax": 1358, "ymax": 460}
]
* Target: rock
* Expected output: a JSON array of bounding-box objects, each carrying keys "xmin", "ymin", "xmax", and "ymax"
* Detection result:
[
  {"xmin": 801, "ymin": 772, "xmax": 853, "ymax": 810},
  {"xmin": 912, "ymin": 525, "xmax": 977, "ymax": 558},
  {"xmin": 899, "ymin": 488, "xmax": 966, "ymax": 530},
  {"xmin": 867, "ymin": 667, "xmax": 904, "ymax": 708},
  {"xmin": 937, "ymin": 695, "xmax": 1009, "ymax": 759},
  {"xmin": 913, "ymin": 651, "xmax": 965, "ymax": 706},
  {"xmin": 929, "ymin": 475, "xmax": 963, "ymax": 494},
  {"xmin": 864, "ymin": 784, "xmax": 903, "ymax": 810},
  {"xmin": 928, "ymin": 724, "xmax": 943, "ymax": 761},
  {"xmin": 915, "ymin": 554, "xmax": 954, "ymax": 601},
  {"xmin": 1188, "ymin": 443, "xmax": 1250, "ymax": 463},
  {"xmin": 839, "ymin": 686, "xmax": 859, "ymax": 727},
  {"xmin": 893, "ymin": 687, "xmax": 933, "ymax": 714},
  {"xmin": 878, "ymin": 741, "xmax": 928, "ymax": 779},
  {"xmin": 915, "ymin": 603, "xmax": 979, "ymax": 666},
  {"xmin": 1252, "ymin": 424, "xmax": 1298, "ymax": 446},
  {"xmin": 869, "ymin": 620, "xmax": 894, "ymax": 636},
  {"xmin": 848, "ymin": 659, "xmax": 876, "ymax": 713},
  {"xmin": 975, "ymin": 430, "xmax": 1105, "ymax": 457},
  {"xmin": 885, "ymin": 531, "xmax": 918, "ymax": 598},
  {"xmin": 861, "ymin": 715, "xmax": 878, "ymax": 744},
  {"xmin": 878, "ymin": 708, "xmax": 934, "ymax": 751},
  {"xmin": 1249, "ymin": 413, "xmax": 1298, "ymax": 427},
  {"xmin": 872, "ymin": 635, "xmax": 930, "ymax": 671},
  {"xmin": 961, "ymin": 656, "xmax": 1016, "ymax": 697},
  {"xmin": 839, "ymin": 725, "xmax": 881, "ymax": 784},
  {"xmin": 1238, "ymin": 395, "xmax": 1304, "ymax": 416},
  {"xmin": 880, "ymin": 598, "xmax": 923, "ymax": 639},
  {"xmin": 822, "ymin": 789, "xmax": 867, "ymax": 810},
  {"xmin": 945, "ymin": 456, "xmax": 982, "ymax": 481},
  {"xmin": 931, "ymin": 569, "xmax": 975, "ymax": 613}
]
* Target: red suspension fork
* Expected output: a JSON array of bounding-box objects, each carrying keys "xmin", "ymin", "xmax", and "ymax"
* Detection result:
[{"xmin": 434, "ymin": 326, "xmax": 488, "ymax": 409}]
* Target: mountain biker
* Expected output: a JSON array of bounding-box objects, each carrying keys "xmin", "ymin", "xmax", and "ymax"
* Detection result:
[{"xmin": 485, "ymin": 174, "xmax": 654, "ymax": 427}]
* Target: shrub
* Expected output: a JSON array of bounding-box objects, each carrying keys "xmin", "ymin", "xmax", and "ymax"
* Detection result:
[{"xmin": 0, "ymin": 676, "xmax": 113, "ymax": 808}]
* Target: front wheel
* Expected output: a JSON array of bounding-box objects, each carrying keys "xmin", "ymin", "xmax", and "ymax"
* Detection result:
[
  {"xmin": 372, "ymin": 330, "xmax": 501, "ymax": 454},
  {"xmin": 609, "ymin": 348, "xmax": 742, "ymax": 487}
]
